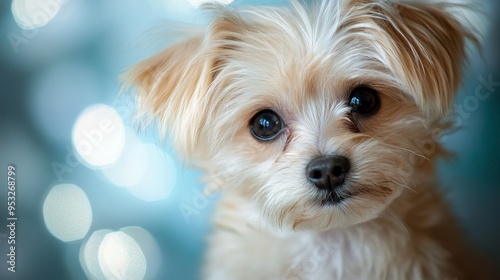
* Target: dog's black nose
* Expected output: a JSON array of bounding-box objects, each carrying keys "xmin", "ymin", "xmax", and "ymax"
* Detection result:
[{"xmin": 306, "ymin": 155, "xmax": 350, "ymax": 190}]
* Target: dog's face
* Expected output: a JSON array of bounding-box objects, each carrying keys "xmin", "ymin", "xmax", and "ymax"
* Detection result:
[{"xmin": 125, "ymin": 0, "xmax": 477, "ymax": 231}]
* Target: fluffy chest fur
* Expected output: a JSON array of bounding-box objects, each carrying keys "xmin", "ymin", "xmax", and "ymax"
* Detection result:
[{"xmin": 203, "ymin": 181, "xmax": 478, "ymax": 280}]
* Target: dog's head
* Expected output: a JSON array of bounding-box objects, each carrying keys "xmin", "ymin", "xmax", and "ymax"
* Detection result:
[{"xmin": 124, "ymin": 0, "xmax": 479, "ymax": 231}]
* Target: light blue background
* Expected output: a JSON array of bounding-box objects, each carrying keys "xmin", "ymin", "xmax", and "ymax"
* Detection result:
[{"xmin": 0, "ymin": 0, "xmax": 499, "ymax": 279}]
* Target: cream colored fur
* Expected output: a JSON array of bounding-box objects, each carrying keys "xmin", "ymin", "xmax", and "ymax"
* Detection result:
[{"xmin": 123, "ymin": 0, "xmax": 492, "ymax": 279}]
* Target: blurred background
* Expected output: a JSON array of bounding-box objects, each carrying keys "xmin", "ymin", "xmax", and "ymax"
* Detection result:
[{"xmin": 0, "ymin": 0, "xmax": 498, "ymax": 279}]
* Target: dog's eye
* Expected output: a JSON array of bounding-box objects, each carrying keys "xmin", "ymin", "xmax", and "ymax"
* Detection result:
[
  {"xmin": 348, "ymin": 87, "xmax": 380, "ymax": 115},
  {"xmin": 250, "ymin": 110, "xmax": 284, "ymax": 141}
]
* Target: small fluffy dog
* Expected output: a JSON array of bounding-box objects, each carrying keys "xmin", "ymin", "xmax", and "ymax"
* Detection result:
[{"xmin": 124, "ymin": 0, "xmax": 490, "ymax": 279}]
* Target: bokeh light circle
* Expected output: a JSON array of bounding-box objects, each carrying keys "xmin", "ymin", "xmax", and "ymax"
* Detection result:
[
  {"xmin": 188, "ymin": 0, "xmax": 233, "ymax": 7},
  {"xmin": 101, "ymin": 128, "xmax": 177, "ymax": 202},
  {"xmin": 101, "ymin": 129, "xmax": 149, "ymax": 188},
  {"xmin": 80, "ymin": 229, "xmax": 112, "ymax": 280},
  {"xmin": 120, "ymin": 227, "xmax": 162, "ymax": 279},
  {"xmin": 127, "ymin": 143, "xmax": 177, "ymax": 201},
  {"xmin": 80, "ymin": 227, "xmax": 161, "ymax": 280},
  {"xmin": 98, "ymin": 231, "xmax": 147, "ymax": 280},
  {"xmin": 72, "ymin": 104, "xmax": 125, "ymax": 168},
  {"xmin": 11, "ymin": 0, "xmax": 63, "ymax": 30},
  {"xmin": 43, "ymin": 184, "xmax": 92, "ymax": 242}
]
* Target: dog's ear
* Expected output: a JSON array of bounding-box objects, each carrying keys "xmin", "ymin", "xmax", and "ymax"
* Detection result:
[
  {"xmin": 122, "ymin": 36, "xmax": 208, "ymax": 160},
  {"xmin": 374, "ymin": 1, "xmax": 480, "ymax": 119},
  {"xmin": 122, "ymin": 6, "xmax": 244, "ymax": 162}
]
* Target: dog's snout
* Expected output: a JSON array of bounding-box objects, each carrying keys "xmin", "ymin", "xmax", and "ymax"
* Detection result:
[{"xmin": 306, "ymin": 155, "xmax": 350, "ymax": 191}]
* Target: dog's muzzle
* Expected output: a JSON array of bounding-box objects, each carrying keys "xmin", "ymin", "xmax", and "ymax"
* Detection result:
[{"xmin": 306, "ymin": 155, "xmax": 350, "ymax": 192}]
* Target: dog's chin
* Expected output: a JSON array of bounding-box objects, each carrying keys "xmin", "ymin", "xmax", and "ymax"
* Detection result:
[
  {"xmin": 316, "ymin": 186, "xmax": 353, "ymax": 206},
  {"xmin": 293, "ymin": 201, "xmax": 386, "ymax": 231},
  {"xmin": 260, "ymin": 183, "xmax": 401, "ymax": 233}
]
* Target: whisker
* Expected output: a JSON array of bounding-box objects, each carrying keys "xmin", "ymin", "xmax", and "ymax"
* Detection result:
[
  {"xmin": 393, "ymin": 182, "xmax": 417, "ymax": 194},
  {"xmin": 379, "ymin": 141, "xmax": 430, "ymax": 161},
  {"xmin": 384, "ymin": 208, "xmax": 409, "ymax": 236}
]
